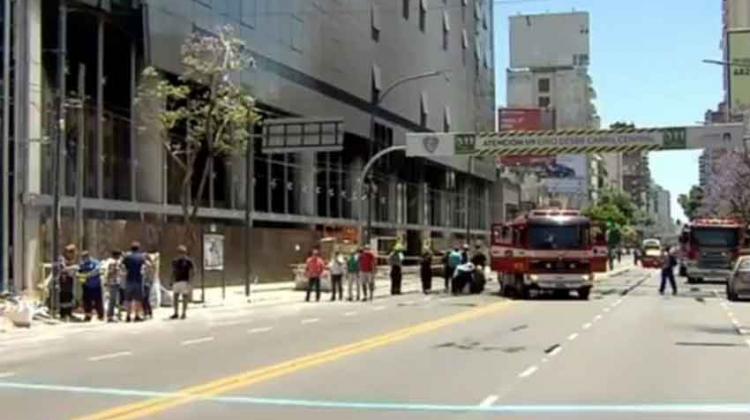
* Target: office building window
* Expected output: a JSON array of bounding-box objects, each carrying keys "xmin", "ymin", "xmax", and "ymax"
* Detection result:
[
  {"xmin": 419, "ymin": 0, "xmax": 428, "ymax": 32},
  {"xmin": 403, "ymin": 0, "xmax": 410, "ymax": 19},
  {"xmin": 442, "ymin": 11, "xmax": 450, "ymax": 50},
  {"xmin": 371, "ymin": 64, "xmax": 382, "ymax": 101},
  {"xmin": 420, "ymin": 92, "xmax": 429, "ymax": 127},
  {"xmin": 462, "ymin": 29, "xmax": 468, "ymax": 65},
  {"xmin": 371, "ymin": 3, "xmax": 381, "ymax": 42},
  {"xmin": 538, "ymin": 78, "xmax": 550, "ymax": 93},
  {"xmin": 240, "ymin": 0, "xmax": 257, "ymax": 28},
  {"xmin": 538, "ymin": 96, "xmax": 551, "ymax": 108},
  {"xmin": 291, "ymin": 15, "xmax": 304, "ymax": 52}
]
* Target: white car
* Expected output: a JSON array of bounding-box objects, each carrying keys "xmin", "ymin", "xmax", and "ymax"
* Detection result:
[{"xmin": 727, "ymin": 256, "xmax": 750, "ymax": 301}]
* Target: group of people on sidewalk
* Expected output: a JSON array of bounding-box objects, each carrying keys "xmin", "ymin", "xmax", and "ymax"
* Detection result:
[
  {"xmin": 54, "ymin": 241, "xmax": 195, "ymax": 322},
  {"xmin": 304, "ymin": 245, "xmax": 378, "ymax": 302},
  {"xmin": 303, "ymin": 243, "xmax": 488, "ymax": 302}
]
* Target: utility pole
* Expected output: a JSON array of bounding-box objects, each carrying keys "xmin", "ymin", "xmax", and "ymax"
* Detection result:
[
  {"xmin": 1, "ymin": 0, "xmax": 11, "ymax": 293},
  {"xmin": 51, "ymin": 0, "xmax": 67, "ymax": 317},
  {"xmin": 75, "ymin": 64, "xmax": 85, "ymax": 251}
]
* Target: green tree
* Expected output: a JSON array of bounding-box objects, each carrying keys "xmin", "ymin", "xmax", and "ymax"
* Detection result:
[
  {"xmin": 137, "ymin": 26, "xmax": 259, "ymax": 230},
  {"xmin": 609, "ymin": 121, "xmax": 636, "ymax": 130},
  {"xmin": 677, "ymin": 185, "xmax": 704, "ymax": 221}
]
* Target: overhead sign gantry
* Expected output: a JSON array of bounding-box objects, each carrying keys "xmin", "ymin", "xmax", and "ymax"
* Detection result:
[{"xmin": 405, "ymin": 123, "xmax": 745, "ymax": 157}]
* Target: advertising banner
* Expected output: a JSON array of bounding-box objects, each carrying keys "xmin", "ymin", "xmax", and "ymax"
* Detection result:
[
  {"xmin": 498, "ymin": 108, "xmax": 543, "ymax": 131},
  {"xmin": 496, "ymin": 108, "xmax": 552, "ymax": 168},
  {"xmin": 729, "ymin": 30, "xmax": 750, "ymax": 111}
]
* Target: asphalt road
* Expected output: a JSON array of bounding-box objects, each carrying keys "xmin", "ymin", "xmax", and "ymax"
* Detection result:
[{"xmin": 3, "ymin": 267, "xmax": 750, "ymax": 419}]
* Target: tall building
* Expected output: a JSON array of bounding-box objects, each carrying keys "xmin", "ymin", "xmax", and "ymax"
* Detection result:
[
  {"xmin": 647, "ymin": 183, "xmax": 675, "ymax": 239},
  {"xmin": 3, "ymin": 0, "xmax": 496, "ymax": 290},
  {"xmin": 622, "ymin": 152, "xmax": 651, "ymax": 210},
  {"xmin": 505, "ymin": 11, "xmax": 600, "ymax": 209}
]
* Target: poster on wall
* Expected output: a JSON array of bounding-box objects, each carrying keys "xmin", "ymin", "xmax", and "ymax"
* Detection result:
[{"xmin": 203, "ymin": 233, "xmax": 225, "ymax": 271}]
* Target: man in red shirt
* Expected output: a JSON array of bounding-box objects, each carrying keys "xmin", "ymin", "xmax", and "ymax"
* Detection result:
[
  {"xmin": 358, "ymin": 245, "xmax": 377, "ymax": 301},
  {"xmin": 305, "ymin": 248, "xmax": 326, "ymax": 302}
]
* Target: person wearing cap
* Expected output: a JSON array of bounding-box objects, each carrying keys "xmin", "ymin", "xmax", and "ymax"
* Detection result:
[
  {"xmin": 171, "ymin": 245, "xmax": 194, "ymax": 319},
  {"xmin": 121, "ymin": 241, "xmax": 150, "ymax": 322},
  {"xmin": 78, "ymin": 250, "xmax": 104, "ymax": 322},
  {"xmin": 56, "ymin": 244, "xmax": 79, "ymax": 321}
]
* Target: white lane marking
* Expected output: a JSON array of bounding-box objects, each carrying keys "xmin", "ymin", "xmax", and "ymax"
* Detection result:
[
  {"xmin": 180, "ymin": 337, "xmax": 215, "ymax": 346},
  {"xmin": 745, "ymin": 338, "xmax": 750, "ymax": 347},
  {"xmin": 0, "ymin": 372, "xmax": 16, "ymax": 378},
  {"xmin": 593, "ymin": 314, "xmax": 603, "ymax": 321},
  {"xmin": 731, "ymin": 319, "xmax": 741, "ymax": 327},
  {"xmin": 210, "ymin": 320, "xmax": 246, "ymax": 328},
  {"xmin": 373, "ymin": 305, "xmax": 387, "ymax": 311},
  {"xmin": 423, "ymin": 296, "xmax": 432, "ymax": 301},
  {"xmin": 344, "ymin": 311, "xmax": 358, "ymax": 317},
  {"xmin": 548, "ymin": 346, "xmax": 563, "ymax": 357},
  {"xmin": 479, "ymin": 395, "xmax": 499, "ymax": 407},
  {"xmin": 603, "ymin": 307, "xmax": 611, "ymax": 313},
  {"xmin": 88, "ymin": 351, "xmax": 132, "ymax": 362},
  {"xmin": 567, "ymin": 333, "xmax": 579, "ymax": 341},
  {"xmin": 301, "ymin": 318, "xmax": 320, "ymax": 324},
  {"xmin": 518, "ymin": 365, "xmax": 539, "ymax": 378},
  {"xmin": 582, "ymin": 322, "xmax": 592, "ymax": 330},
  {"xmin": 739, "ymin": 328, "xmax": 750, "ymax": 335},
  {"xmin": 248, "ymin": 327, "xmax": 273, "ymax": 334}
]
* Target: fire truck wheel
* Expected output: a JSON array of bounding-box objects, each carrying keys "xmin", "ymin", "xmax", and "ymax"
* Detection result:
[
  {"xmin": 516, "ymin": 278, "xmax": 530, "ymax": 299},
  {"xmin": 577, "ymin": 287, "xmax": 591, "ymax": 300},
  {"xmin": 727, "ymin": 285, "xmax": 739, "ymax": 302}
]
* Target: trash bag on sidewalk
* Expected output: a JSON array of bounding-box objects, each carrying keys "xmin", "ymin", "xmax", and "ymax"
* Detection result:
[
  {"xmin": 6, "ymin": 299, "xmax": 33, "ymax": 328},
  {"xmin": 159, "ymin": 284, "xmax": 173, "ymax": 307}
]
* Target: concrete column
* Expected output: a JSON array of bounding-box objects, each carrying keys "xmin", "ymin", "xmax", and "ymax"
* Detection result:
[
  {"xmin": 13, "ymin": 0, "xmax": 43, "ymax": 292},
  {"xmin": 388, "ymin": 175, "xmax": 397, "ymax": 224},
  {"xmin": 135, "ymin": 75, "xmax": 165, "ymax": 204},
  {"xmin": 297, "ymin": 151, "xmax": 316, "ymax": 217},
  {"xmin": 348, "ymin": 156, "xmax": 363, "ymax": 220},
  {"xmin": 231, "ymin": 154, "xmax": 247, "ymax": 209}
]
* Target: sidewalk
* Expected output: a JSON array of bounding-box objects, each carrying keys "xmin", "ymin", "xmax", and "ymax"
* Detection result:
[
  {"xmin": 1, "ymin": 261, "xmax": 636, "ymax": 335},
  {"xmin": 195, "ymin": 267, "xmax": 425, "ymax": 309}
]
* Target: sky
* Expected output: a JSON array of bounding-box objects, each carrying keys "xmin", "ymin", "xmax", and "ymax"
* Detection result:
[{"xmin": 493, "ymin": 0, "xmax": 724, "ymax": 221}]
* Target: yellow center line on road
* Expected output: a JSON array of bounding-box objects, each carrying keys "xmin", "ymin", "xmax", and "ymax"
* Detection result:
[{"xmin": 75, "ymin": 301, "xmax": 511, "ymax": 420}]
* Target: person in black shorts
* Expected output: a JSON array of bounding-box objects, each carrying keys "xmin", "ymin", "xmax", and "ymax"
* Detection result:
[
  {"xmin": 121, "ymin": 241, "xmax": 150, "ymax": 322},
  {"xmin": 171, "ymin": 245, "xmax": 194, "ymax": 320}
]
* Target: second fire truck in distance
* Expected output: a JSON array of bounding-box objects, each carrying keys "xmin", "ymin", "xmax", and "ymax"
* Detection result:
[
  {"xmin": 491, "ymin": 209, "xmax": 609, "ymax": 300},
  {"xmin": 679, "ymin": 218, "xmax": 749, "ymax": 283}
]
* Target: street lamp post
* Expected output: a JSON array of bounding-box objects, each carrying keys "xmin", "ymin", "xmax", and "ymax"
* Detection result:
[{"xmin": 363, "ymin": 70, "xmax": 448, "ymax": 245}]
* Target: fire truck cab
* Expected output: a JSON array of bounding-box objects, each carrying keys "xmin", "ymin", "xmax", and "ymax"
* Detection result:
[
  {"xmin": 679, "ymin": 219, "xmax": 749, "ymax": 283},
  {"xmin": 491, "ymin": 209, "xmax": 609, "ymax": 300}
]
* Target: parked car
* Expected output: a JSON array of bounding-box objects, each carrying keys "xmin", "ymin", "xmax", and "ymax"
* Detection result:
[{"xmin": 727, "ymin": 256, "xmax": 750, "ymax": 301}]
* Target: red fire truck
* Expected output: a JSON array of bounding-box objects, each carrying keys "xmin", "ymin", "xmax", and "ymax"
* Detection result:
[
  {"xmin": 679, "ymin": 218, "xmax": 749, "ymax": 283},
  {"xmin": 491, "ymin": 209, "xmax": 609, "ymax": 300}
]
